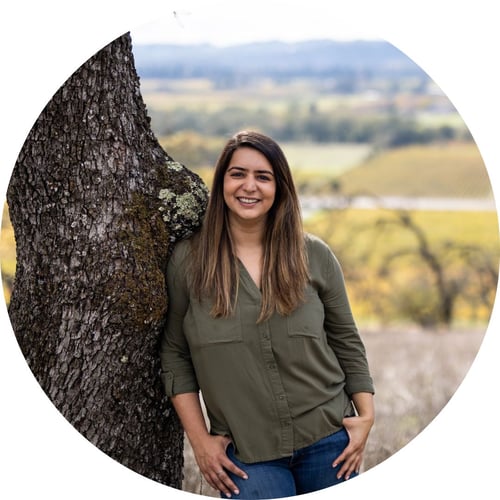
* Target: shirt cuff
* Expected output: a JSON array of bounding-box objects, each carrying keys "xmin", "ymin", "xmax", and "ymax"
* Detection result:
[
  {"xmin": 161, "ymin": 370, "xmax": 200, "ymax": 397},
  {"xmin": 344, "ymin": 379, "xmax": 375, "ymax": 396}
]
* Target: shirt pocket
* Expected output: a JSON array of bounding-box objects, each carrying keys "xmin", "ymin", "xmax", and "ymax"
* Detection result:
[
  {"xmin": 189, "ymin": 299, "xmax": 243, "ymax": 347},
  {"xmin": 287, "ymin": 288, "xmax": 325, "ymax": 339}
]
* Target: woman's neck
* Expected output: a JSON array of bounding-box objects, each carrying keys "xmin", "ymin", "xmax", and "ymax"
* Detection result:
[
  {"xmin": 228, "ymin": 217, "xmax": 266, "ymax": 251},
  {"xmin": 228, "ymin": 219, "xmax": 265, "ymax": 289}
]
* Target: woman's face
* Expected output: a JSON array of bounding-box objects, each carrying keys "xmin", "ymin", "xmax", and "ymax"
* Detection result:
[{"xmin": 223, "ymin": 146, "xmax": 276, "ymax": 226}]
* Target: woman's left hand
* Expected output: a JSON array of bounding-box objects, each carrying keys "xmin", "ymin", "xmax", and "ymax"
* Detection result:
[{"xmin": 332, "ymin": 392, "xmax": 375, "ymax": 480}]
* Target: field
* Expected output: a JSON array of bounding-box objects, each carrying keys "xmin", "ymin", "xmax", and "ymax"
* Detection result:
[
  {"xmin": 336, "ymin": 142, "xmax": 493, "ymax": 198},
  {"xmin": 139, "ymin": 76, "xmax": 461, "ymax": 119},
  {"xmin": 181, "ymin": 325, "xmax": 486, "ymax": 496},
  {"xmin": 139, "ymin": 77, "xmax": 388, "ymax": 114},
  {"xmin": 282, "ymin": 141, "xmax": 373, "ymax": 177}
]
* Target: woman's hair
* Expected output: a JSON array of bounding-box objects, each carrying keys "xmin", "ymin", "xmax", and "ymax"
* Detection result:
[{"xmin": 190, "ymin": 130, "xmax": 309, "ymax": 322}]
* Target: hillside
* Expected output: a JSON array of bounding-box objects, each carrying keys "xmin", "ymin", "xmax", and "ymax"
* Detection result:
[
  {"xmin": 132, "ymin": 39, "xmax": 426, "ymax": 82},
  {"xmin": 337, "ymin": 142, "xmax": 493, "ymax": 198}
]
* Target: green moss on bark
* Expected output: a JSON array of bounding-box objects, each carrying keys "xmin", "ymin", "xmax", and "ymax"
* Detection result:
[{"xmin": 110, "ymin": 158, "xmax": 208, "ymax": 330}]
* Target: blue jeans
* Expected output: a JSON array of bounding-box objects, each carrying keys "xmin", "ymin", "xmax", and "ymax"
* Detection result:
[{"xmin": 224, "ymin": 428, "xmax": 355, "ymax": 499}]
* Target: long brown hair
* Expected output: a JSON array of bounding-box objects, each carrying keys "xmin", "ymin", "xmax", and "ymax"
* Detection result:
[{"xmin": 190, "ymin": 130, "xmax": 309, "ymax": 322}]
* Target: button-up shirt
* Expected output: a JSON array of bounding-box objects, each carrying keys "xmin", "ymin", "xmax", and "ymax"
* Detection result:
[{"xmin": 160, "ymin": 233, "xmax": 374, "ymax": 463}]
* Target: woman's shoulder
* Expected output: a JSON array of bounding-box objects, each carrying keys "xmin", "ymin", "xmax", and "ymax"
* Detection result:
[
  {"xmin": 172, "ymin": 237, "xmax": 192, "ymax": 254},
  {"xmin": 304, "ymin": 233, "xmax": 343, "ymax": 279},
  {"xmin": 304, "ymin": 232, "xmax": 341, "ymax": 271},
  {"xmin": 169, "ymin": 237, "xmax": 194, "ymax": 269},
  {"xmin": 304, "ymin": 232, "xmax": 333, "ymax": 256}
]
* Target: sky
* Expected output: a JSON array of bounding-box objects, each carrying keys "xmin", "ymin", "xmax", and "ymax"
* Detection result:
[
  {"xmin": 1, "ymin": 1, "xmax": 500, "ymax": 500},
  {"xmin": 131, "ymin": 1, "xmax": 380, "ymax": 46}
]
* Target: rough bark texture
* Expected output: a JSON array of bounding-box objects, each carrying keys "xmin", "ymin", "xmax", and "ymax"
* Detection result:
[{"xmin": 6, "ymin": 33, "xmax": 208, "ymax": 488}]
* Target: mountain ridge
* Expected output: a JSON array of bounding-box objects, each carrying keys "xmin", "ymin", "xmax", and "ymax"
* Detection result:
[{"xmin": 132, "ymin": 39, "xmax": 426, "ymax": 80}]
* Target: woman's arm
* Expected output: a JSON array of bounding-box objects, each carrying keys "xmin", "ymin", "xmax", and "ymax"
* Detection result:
[
  {"xmin": 170, "ymin": 392, "xmax": 247, "ymax": 498},
  {"xmin": 316, "ymin": 241, "xmax": 374, "ymax": 395}
]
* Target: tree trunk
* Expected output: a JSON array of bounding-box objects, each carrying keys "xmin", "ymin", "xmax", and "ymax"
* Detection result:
[{"xmin": 6, "ymin": 33, "xmax": 207, "ymax": 488}]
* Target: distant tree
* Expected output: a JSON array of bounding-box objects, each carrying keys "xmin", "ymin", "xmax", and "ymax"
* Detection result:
[
  {"xmin": 6, "ymin": 33, "xmax": 207, "ymax": 487},
  {"xmin": 305, "ymin": 204, "xmax": 498, "ymax": 327},
  {"xmin": 376, "ymin": 211, "xmax": 498, "ymax": 326}
]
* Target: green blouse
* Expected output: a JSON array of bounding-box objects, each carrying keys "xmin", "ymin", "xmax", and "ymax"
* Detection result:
[{"xmin": 160, "ymin": 233, "xmax": 374, "ymax": 463}]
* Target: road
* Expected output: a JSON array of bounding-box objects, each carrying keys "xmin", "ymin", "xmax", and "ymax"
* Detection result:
[{"xmin": 300, "ymin": 195, "xmax": 497, "ymax": 214}]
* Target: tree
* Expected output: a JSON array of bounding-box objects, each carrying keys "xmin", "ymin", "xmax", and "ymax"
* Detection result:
[
  {"xmin": 6, "ymin": 33, "xmax": 208, "ymax": 487},
  {"xmin": 305, "ymin": 202, "xmax": 498, "ymax": 327},
  {"xmin": 376, "ymin": 211, "xmax": 498, "ymax": 327}
]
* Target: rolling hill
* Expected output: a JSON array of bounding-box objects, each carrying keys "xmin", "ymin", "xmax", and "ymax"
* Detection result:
[{"xmin": 336, "ymin": 142, "xmax": 493, "ymax": 199}]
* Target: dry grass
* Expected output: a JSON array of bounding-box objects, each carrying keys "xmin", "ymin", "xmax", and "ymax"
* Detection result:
[
  {"xmin": 361, "ymin": 325, "xmax": 484, "ymax": 470},
  {"xmin": 338, "ymin": 142, "xmax": 492, "ymax": 198},
  {"xmin": 179, "ymin": 325, "xmax": 485, "ymax": 496}
]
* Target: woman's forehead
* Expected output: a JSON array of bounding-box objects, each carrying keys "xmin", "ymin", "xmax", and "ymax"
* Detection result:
[{"xmin": 228, "ymin": 147, "xmax": 274, "ymax": 172}]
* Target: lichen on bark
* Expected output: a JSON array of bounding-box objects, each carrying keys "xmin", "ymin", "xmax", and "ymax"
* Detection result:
[{"xmin": 157, "ymin": 159, "xmax": 208, "ymax": 241}]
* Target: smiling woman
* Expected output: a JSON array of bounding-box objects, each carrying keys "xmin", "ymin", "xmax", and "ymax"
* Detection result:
[{"xmin": 160, "ymin": 130, "xmax": 375, "ymax": 499}]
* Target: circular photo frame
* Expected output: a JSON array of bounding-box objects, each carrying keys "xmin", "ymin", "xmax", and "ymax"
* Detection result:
[{"xmin": 1, "ymin": 1, "xmax": 499, "ymax": 499}]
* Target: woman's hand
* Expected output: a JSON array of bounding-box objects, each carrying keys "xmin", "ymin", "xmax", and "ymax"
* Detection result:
[
  {"xmin": 332, "ymin": 392, "xmax": 374, "ymax": 480},
  {"xmin": 192, "ymin": 434, "xmax": 248, "ymax": 498},
  {"xmin": 332, "ymin": 415, "xmax": 373, "ymax": 479},
  {"xmin": 169, "ymin": 393, "xmax": 248, "ymax": 497}
]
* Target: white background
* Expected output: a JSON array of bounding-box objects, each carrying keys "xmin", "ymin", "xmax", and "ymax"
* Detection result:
[{"xmin": 1, "ymin": 1, "xmax": 499, "ymax": 498}]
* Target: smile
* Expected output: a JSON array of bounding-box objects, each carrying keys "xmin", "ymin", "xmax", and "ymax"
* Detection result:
[{"xmin": 237, "ymin": 197, "xmax": 259, "ymax": 205}]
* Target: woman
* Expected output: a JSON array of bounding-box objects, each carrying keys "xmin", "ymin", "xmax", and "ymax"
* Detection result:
[{"xmin": 160, "ymin": 130, "xmax": 374, "ymax": 499}]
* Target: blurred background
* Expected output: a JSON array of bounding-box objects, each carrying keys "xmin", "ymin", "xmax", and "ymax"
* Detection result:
[{"xmin": 127, "ymin": 25, "xmax": 498, "ymax": 330}]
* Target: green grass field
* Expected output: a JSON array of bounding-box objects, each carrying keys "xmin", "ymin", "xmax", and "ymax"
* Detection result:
[{"xmin": 282, "ymin": 141, "xmax": 373, "ymax": 175}]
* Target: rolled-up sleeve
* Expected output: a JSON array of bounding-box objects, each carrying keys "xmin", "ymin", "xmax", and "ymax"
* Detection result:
[{"xmin": 160, "ymin": 242, "xmax": 200, "ymax": 397}]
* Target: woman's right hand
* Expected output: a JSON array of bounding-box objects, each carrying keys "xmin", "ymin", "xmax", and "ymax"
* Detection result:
[{"xmin": 192, "ymin": 434, "xmax": 248, "ymax": 498}]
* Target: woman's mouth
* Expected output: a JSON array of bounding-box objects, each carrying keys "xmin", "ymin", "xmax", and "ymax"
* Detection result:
[{"xmin": 237, "ymin": 197, "xmax": 259, "ymax": 205}]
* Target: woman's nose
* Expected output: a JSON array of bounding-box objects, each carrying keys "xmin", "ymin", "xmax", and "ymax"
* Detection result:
[{"xmin": 242, "ymin": 176, "xmax": 257, "ymax": 192}]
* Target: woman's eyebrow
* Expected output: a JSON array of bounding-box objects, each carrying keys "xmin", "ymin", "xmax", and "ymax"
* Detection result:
[{"xmin": 227, "ymin": 166, "xmax": 274, "ymax": 176}]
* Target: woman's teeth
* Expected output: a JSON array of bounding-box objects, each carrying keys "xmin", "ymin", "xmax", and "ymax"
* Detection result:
[{"xmin": 238, "ymin": 197, "xmax": 258, "ymax": 204}]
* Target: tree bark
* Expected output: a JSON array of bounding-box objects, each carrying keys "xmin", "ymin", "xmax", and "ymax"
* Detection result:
[{"xmin": 6, "ymin": 33, "xmax": 207, "ymax": 488}]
